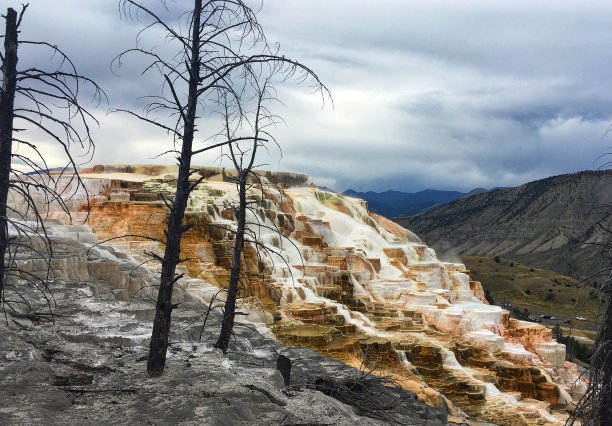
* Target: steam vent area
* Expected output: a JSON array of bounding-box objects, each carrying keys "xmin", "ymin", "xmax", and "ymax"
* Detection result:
[{"xmin": 16, "ymin": 164, "xmax": 587, "ymax": 425}]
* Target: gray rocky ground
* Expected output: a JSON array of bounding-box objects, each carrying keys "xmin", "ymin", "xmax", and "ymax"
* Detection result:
[{"xmin": 0, "ymin": 236, "xmax": 446, "ymax": 426}]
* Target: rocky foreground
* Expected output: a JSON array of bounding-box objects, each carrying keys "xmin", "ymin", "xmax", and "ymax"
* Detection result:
[{"xmin": 0, "ymin": 234, "xmax": 445, "ymax": 426}]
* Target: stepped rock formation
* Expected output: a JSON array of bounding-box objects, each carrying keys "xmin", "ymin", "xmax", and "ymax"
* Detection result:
[
  {"xmin": 398, "ymin": 170, "xmax": 612, "ymax": 279},
  {"xmin": 12, "ymin": 165, "xmax": 588, "ymax": 425}
]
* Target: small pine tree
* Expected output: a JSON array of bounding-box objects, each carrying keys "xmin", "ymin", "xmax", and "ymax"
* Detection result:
[{"xmin": 552, "ymin": 323, "xmax": 563, "ymax": 341}]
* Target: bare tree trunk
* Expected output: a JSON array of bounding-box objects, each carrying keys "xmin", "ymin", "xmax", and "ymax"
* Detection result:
[
  {"xmin": 0, "ymin": 8, "xmax": 18, "ymax": 300},
  {"xmin": 597, "ymin": 294, "xmax": 612, "ymax": 424},
  {"xmin": 0, "ymin": 5, "xmax": 102, "ymax": 312},
  {"xmin": 147, "ymin": 0, "xmax": 202, "ymax": 377},
  {"xmin": 215, "ymin": 173, "xmax": 247, "ymax": 353}
]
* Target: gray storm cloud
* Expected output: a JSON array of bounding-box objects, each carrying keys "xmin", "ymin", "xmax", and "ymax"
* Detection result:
[{"xmin": 9, "ymin": 0, "xmax": 612, "ymax": 192}]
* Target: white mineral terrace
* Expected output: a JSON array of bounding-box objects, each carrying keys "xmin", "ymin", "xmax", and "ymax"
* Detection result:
[{"xmin": 8, "ymin": 169, "xmax": 588, "ymax": 424}]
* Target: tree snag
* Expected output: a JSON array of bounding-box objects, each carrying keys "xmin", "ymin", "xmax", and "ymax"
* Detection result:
[
  {"xmin": 0, "ymin": 8, "xmax": 18, "ymax": 300},
  {"xmin": 0, "ymin": 5, "xmax": 103, "ymax": 311},
  {"xmin": 115, "ymin": 0, "xmax": 329, "ymax": 375}
]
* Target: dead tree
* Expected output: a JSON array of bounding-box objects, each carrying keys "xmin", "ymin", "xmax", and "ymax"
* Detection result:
[
  {"xmin": 568, "ymin": 167, "xmax": 612, "ymax": 425},
  {"xmin": 0, "ymin": 5, "xmax": 103, "ymax": 311},
  {"xmin": 115, "ymin": 0, "xmax": 329, "ymax": 376},
  {"xmin": 212, "ymin": 74, "xmax": 310, "ymax": 353},
  {"xmin": 213, "ymin": 77, "xmax": 271, "ymax": 353}
]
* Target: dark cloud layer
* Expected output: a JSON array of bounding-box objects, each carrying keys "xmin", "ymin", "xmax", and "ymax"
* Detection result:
[{"xmin": 8, "ymin": 0, "xmax": 612, "ymax": 191}]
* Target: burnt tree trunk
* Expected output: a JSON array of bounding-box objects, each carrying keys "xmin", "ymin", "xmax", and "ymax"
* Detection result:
[
  {"xmin": 147, "ymin": 0, "xmax": 202, "ymax": 377},
  {"xmin": 597, "ymin": 295, "xmax": 612, "ymax": 424},
  {"xmin": 215, "ymin": 173, "xmax": 247, "ymax": 353},
  {"xmin": 0, "ymin": 8, "xmax": 18, "ymax": 300}
]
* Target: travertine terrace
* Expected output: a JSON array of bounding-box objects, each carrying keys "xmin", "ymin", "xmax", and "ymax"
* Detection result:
[{"xmin": 17, "ymin": 165, "xmax": 587, "ymax": 425}]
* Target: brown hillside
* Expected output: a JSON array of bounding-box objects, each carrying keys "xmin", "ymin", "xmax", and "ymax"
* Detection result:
[{"xmin": 399, "ymin": 170, "xmax": 612, "ymax": 280}]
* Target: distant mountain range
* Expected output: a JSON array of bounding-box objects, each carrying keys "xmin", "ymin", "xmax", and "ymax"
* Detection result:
[
  {"xmin": 342, "ymin": 189, "xmax": 469, "ymax": 217},
  {"xmin": 398, "ymin": 170, "xmax": 612, "ymax": 280}
]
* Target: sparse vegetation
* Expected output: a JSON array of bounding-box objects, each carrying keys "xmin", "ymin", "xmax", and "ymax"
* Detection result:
[
  {"xmin": 462, "ymin": 256, "xmax": 604, "ymax": 328},
  {"xmin": 511, "ymin": 307, "xmax": 530, "ymax": 320},
  {"xmin": 545, "ymin": 289, "xmax": 555, "ymax": 301}
]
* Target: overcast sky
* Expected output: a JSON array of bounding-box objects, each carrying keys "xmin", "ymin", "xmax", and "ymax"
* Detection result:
[{"xmin": 9, "ymin": 0, "xmax": 612, "ymax": 192}]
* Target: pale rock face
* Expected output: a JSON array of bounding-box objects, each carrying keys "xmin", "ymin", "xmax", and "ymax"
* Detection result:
[
  {"xmin": 534, "ymin": 342, "xmax": 567, "ymax": 368},
  {"xmin": 422, "ymin": 302, "xmax": 506, "ymax": 337},
  {"xmin": 559, "ymin": 361, "xmax": 589, "ymax": 398},
  {"xmin": 469, "ymin": 280, "xmax": 489, "ymax": 304},
  {"xmin": 7, "ymin": 234, "xmax": 91, "ymax": 283},
  {"xmin": 10, "ymin": 166, "xmax": 588, "ymax": 425},
  {"xmin": 465, "ymin": 330, "xmax": 506, "ymax": 352},
  {"xmin": 502, "ymin": 342, "xmax": 539, "ymax": 365},
  {"xmin": 109, "ymin": 191, "xmax": 131, "ymax": 202}
]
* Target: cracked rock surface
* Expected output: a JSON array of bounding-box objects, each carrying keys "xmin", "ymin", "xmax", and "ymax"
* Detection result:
[{"xmin": 1, "ymin": 237, "xmax": 446, "ymax": 426}]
